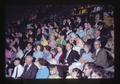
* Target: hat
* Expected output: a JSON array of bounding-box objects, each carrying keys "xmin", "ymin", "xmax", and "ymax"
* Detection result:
[{"xmin": 68, "ymin": 62, "xmax": 84, "ymax": 73}]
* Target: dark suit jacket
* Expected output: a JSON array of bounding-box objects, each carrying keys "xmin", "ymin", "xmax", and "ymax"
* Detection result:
[
  {"xmin": 24, "ymin": 50, "xmax": 34, "ymax": 57},
  {"xmin": 21, "ymin": 63, "xmax": 38, "ymax": 79},
  {"xmin": 92, "ymin": 48, "xmax": 109, "ymax": 68},
  {"xmin": 62, "ymin": 50, "xmax": 80, "ymax": 65}
]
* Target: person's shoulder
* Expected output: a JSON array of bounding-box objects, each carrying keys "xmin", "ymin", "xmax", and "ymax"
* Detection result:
[
  {"xmin": 32, "ymin": 63, "xmax": 38, "ymax": 68},
  {"xmin": 99, "ymin": 48, "xmax": 107, "ymax": 54},
  {"xmin": 18, "ymin": 64, "xmax": 23, "ymax": 68},
  {"xmin": 72, "ymin": 50, "xmax": 78, "ymax": 53},
  {"xmin": 100, "ymin": 48, "xmax": 107, "ymax": 52},
  {"xmin": 88, "ymin": 52, "xmax": 92, "ymax": 55}
]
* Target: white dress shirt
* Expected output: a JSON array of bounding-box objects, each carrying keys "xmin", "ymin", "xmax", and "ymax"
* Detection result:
[
  {"xmin": 12, "ymin": 64, "xmax": 24, "ymax": 79},
  {"xmin": 73, "ymin": 46, "xmax": 82, "ymax": 55},
  {"xmin": 96, "ymin": 48, "xmax": 100, "ymax": 56},
  {"xmin": 65, "ymin": 50, "xmax": 71, "ymax": 63}
]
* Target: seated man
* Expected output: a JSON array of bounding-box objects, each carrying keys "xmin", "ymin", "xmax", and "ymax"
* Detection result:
[
  {"xmin": 92, "ymin": 40, "xmax": 109, "ymax": 68},
  {"xmin": 20, "ymin": 55, "xmax": 38, "ymax": 79},
  {"xmin": 61, "ymin": 43, "xmax": 80, "ymax": 66},
  {"xmin": 12, "ymin": 58, "xmax": 24, "ymax": 79}
]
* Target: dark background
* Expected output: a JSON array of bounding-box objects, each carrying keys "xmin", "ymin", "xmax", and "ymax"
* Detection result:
[{"xmin": 0, "ymin": 0, "xmax": 120, "ymax": 84}]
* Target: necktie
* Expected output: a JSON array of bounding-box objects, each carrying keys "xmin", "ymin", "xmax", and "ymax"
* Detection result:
[
  {"xmin": 24, "ymin": 65, "xmax": 29, "ymax": 73},
  {"xmin": 15, "ymin": 67, "xmax": 18, "ymax": 79}
]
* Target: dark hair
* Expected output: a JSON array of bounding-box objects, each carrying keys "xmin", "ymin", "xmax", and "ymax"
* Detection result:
[
  {"xmin": 103, "ymin": 71, "xmax": 114, "ymax": 78},
  {"xmin": 66, "ymin": 42, "xmax": 73, "ymax": 48},
  {"xmin": 36, "ymin": 44, "xmax": 44, "ymax": 51},
  {"xmin": 84, "ymin": 43, "xmax": 91, "ymax": 50},
  {"xmin": 72, "ymin": 68, "xmax": 83, "ymax": 78},
  {"xmin": 27, "ymin": 42, "xmax": 33, "ymax": 46},
  {"xmin": 57, "ymin": 45, "xmax": 64, "ymax": 51},
  {"xmin": 38, "ymin": 58, "xmax": 49, "ymax": 66},
  {"xmin": 49, "ymin": 64, "xmax": 57, "ymax": 69},
  {"xmin": 14, "ymin": 58, "xmax": 21, "ymax": 62},
  {"xmin": 90, "ymin": 65, "xmax": 104, "ymax": 78},
  {"xmin": 44, "ymin": 46, "xmax": 51, "ymax": 51},
  {"xmin": 83, "ymin": 62, "xmax": 96, "ymax": 71}
]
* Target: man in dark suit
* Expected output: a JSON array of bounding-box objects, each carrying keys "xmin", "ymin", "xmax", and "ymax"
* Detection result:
[
  {"xmin": 20, "ymin": 55, "xmax": 38, "ymax": 79},
  {"xmin": 61, "ymin": 43, "xmax": 80, "ymax": 66},
  {"xmin": 21, "ymin": 42, "xmax": 34, "ymax": 65},
  {"xmin": 92, "ymin": 40, "xmax": 109, "ymax": 68},
  {"xmin": 87, "ymin": 29, "xmax": 107, "ymax": 52},
  {"xmin": 23, "ymin": 42, "xmax": 34, "ymax": 58}
]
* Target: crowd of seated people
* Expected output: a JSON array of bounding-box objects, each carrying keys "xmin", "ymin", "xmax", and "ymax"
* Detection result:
[{"xmin": 5, "ymin": 5, "xmax": 114, "ymax": 79}]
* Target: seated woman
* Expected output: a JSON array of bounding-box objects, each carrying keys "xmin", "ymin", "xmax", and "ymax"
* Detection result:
[
  {"xmin": 33, "ymin": 44, "xmax": 44, "ymax": 61},
  {"xmin": 79, "ymin": 43, "xmax": 94, "ymax": 64},
  {"xmin": 43, "ymin": 46, "xmax": 52, "ymax": 61},
  {"xmin": 34, "ymin": 58, "xmax": 49, "ymax": 79},
  {"xmin": 48, "ymin": 65, "xmax": 61, "ymax": 79},
  {"xmin": 66, "ymin": 68, "xmax": 83, "ymax": 79},
  {"xmin": 52, "ymin": 45, "xmax": 64, "ymax": 64},
  {"xmin": 56, "ymin": 33, "xmax": 66, "ymax": 46}
]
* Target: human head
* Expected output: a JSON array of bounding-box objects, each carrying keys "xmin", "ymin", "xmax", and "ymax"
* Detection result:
[
  {"xmin": 57, "ymin": 45, "xmax": 63, "ymax": 52},
  {"xmin": 13, "ymin": 58, "xmax": 21, "ymax": 66},
  {"xmin": 27, "ymin": 42, "xmax": 33, "ymax": 50},
  {"xmin": 50, "ymin": 49, "xmax": 57, "ymax": 56},
  {"xmin": 66, "ymin": 43, "xmax": 73, "ymax": 51},
  {"xmin": 84, "ymin": 23, "xmax": 88, "ymax": 29},
  {"xmin": 83, "ymin": 62, "xmax": 96, "ymax": 77},
  {"xmin": 36, "ymin": 44, "xmax": 43, "ymax": 51},
  {"xmin": 25, "ymin": 55, "xmax": 33, "ymax": 65},
  {"xmin": 71, "ymin": 68, "xmax": 83, "ymax": 78},
  {"xmin": 38, "ymin": 58, "xmax": 48, "ymax": 66},
  {"xmin": 94, "ymin": 40, "xmax": 101, "ymax": 50},
  {"xmin": 84, "ymin": 43, "xmax": 91, "ymax": 53},
  {"xmin": 95, "ymin": 14, "xmax": 100, "ymax": 20},
  {"xmin": 37, "ymin": 28, "xmax": 42, "ymax": 34},
  {"xmin": 94, "ymin": 30, "xmax": 101, "ymax": 38},
  {"xmin": 90, "ymin": 66, "xmax": 104, "ymax": 79},
  {"xmin": 78, "ymin": 26, "xmax": 83, "ymax": 30},
  {"xmin": 60, "ymin": 33, "xmax": 65, "ymax": 40},
  {"xmin": 44, "ymin": 46, "xmax": 51, "ymax": 52},
  {"xmin": 28, "ymin": 36, "xmax": 34, "ymax": 43},
  {"xmin": 49, "ymin": 65, "xmax": 58, "ymax": 75},
  {"xmin": 75, "ymin": 37, "xmax": 84, "ymax": 47}
]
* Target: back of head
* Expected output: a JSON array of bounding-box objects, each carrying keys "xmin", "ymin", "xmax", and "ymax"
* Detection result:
[
  {"xmin": 83, "ymin": 62, "xmax": 96, "ymax": 70},
  {"xmin": 38, "ymin": 58, "xmax": 49, "ymax": 66}
]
